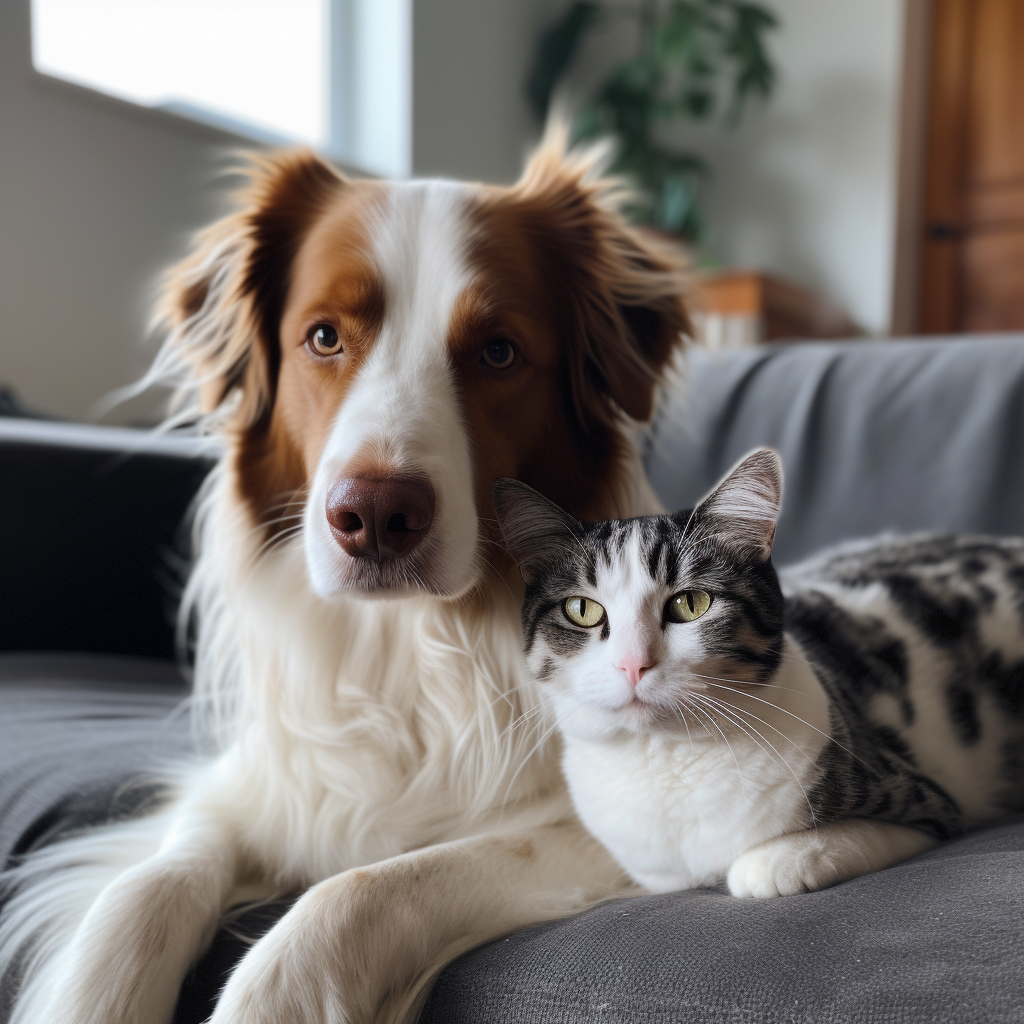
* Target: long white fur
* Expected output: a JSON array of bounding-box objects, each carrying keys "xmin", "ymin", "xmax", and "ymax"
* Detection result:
[{"xmin": 0, "ymin": 177, "xmax": 648, "ymax": 1024}]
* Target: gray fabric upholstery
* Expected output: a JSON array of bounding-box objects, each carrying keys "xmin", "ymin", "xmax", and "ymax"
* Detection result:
[
  {"xmin": 6, "ymin": 652, "xmax": 1020, "ymax": 1024},
  {"xmin": 0, "ymin": 656, "xmax": 290, "ymax": 1024},
  {"xmin": 645, "ymin": 335, "xmax": 1024, "ymax": 565},
  {"xmin": 4, "ymin": 335, "xmax": 1024, "ymax": 1022},
  {"xmin": 422, "ymin": 818, "xmax": 1024, "ymax": 1023},
  {"xmin": 0, "ymin": 655, "xmax": 190, "ymax": 866}
]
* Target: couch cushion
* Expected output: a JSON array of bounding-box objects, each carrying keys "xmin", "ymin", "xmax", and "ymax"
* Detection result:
[
  {"xmin": 645, "ymin": 335, "xmax": 1024, "ymax": 565},
  {"xmin": 421, "ymin": 818, "xmax": 1024, "ymax": 1023},
  {"xmin": 0, "ymin": 653, "xmax": 191, "ymax": 865},
  {"xmin": 0, "ymin": 654, "xmax": 292, "ymax": 1024},
  {"xmin": 8, "ymin": 336, "xmax": 1024, "ymax": 1021}
]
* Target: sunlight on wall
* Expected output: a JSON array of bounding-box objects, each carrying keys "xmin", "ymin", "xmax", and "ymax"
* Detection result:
[{"xmin": 31, "ymin": 0, "xmax": 329, "ymax": 146}]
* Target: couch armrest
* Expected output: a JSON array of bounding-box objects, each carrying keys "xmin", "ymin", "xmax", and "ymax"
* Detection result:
[{"xmin": 0, "ymin": 419, "xmax": 215, "ymax": 660}]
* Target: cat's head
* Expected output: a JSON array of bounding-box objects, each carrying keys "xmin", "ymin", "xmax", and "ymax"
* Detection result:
[{"xmin": 493, "ymin": 449, "xmax": 785, "ymax": 741}]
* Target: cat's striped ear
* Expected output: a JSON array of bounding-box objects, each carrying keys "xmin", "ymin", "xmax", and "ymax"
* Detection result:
[
  {"xmin": 492, "ymin": 479, "xmax": 584, "ymax": 583},
  {"xmin": 688, "ymin": 448, "xmax": 782, "ymax": 562}
]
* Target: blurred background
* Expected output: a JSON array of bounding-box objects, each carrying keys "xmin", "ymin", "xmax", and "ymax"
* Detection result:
[{"xmin": 0, "ymin": 0, "xmax": 1020, "ymax": 422}]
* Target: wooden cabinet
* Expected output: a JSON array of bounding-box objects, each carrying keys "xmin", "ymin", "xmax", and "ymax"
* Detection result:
[{"xmin": 692, "ymin": 271, "xmax": 859, "ymax": 348}]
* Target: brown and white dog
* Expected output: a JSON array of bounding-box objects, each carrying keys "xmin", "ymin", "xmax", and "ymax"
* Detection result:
[{"xmin": 0, "ymin": 131, "xmax": 688, "ymax": 1024}]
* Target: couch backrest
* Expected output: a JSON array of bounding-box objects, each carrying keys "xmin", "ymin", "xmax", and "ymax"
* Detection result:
[
  {"xmin": 0, "ymin": 419, "xmax": 215, "ymax": 659},
  {"xmin": 7, "ymin": 335, "xmax": 1024, "ymax": 656},
  {"xmin": 644, "ymin": 334, "xmax": 1024, "ymax": 566}
]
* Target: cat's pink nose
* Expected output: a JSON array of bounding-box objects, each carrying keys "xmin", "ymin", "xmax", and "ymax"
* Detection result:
[{"xmin": 617, "ymin": 658, "xmax": 656, "ymax": 688}]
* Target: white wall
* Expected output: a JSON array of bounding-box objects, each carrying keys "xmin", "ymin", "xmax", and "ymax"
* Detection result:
[
  {"xmin": 0, "ymin": 2, "xmax": 249, "ymax": 422},
  {"xmin": 0, "ymin": 0, "xmax": 546, "ymax": 422},
  {"xmin": 0, "ymin": 0, "xmax": 910, "ymax": 422},
  {"xmin": 412, "ymin": 0, "xmax": 548, "ymax": 184},
  {"xmin": 684, "ymin": 0, "xmax": 908, "ymax": 335}
]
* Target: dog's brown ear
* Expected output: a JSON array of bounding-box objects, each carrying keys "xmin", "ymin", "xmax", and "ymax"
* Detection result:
[
  {"xmin": 157, "ymin": 149, "xmax": 343, "ymax": 428},
  {"xmin": 512, "ymin": 126, "xmax": 691, "ymax": 426}
]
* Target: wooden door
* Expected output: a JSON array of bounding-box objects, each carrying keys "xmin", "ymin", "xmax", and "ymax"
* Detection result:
[{"xmin": 919, "ymin": 0, "xmax": 1024, "ymax": 332}]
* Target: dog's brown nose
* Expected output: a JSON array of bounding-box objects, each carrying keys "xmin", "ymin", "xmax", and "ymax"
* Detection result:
[{"xmin": 325, "ymin": 477, "xmax": 435, "ymax": 560}]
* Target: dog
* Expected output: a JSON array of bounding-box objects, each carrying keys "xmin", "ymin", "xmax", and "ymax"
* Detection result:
[{"xmin": 0, "ymin": 129, "xmax": 689, "ymax": 1024}]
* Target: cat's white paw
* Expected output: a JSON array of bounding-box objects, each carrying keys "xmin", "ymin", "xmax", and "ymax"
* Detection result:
[
  {"xmin": 726, "ymin": 821, "xmax": 936, "ymax": 898},
  {"xmin": 726, "ymin": 834, "xmax": 840, "ymax": 898}
]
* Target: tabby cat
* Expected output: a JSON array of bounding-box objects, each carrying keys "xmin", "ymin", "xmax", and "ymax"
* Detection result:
[{"xmin": 492, "ymin": 449, "xmax": 1024, "ymax": 897}]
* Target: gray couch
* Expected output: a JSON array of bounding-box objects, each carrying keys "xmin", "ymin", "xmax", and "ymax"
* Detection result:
[{"xmin": 3, "ymin": 336, "xmax": 1024, "ymax": 1023}]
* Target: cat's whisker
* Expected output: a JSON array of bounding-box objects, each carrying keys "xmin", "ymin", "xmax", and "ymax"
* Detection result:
[
  {"xmin": 689, "ymin": 692, "xmax": 818, "ymax": 827},
  {"xmin": 688, "ymin": 691, "xmax": 779, "ymax": 764},
  {"xmin": 692, "ymin": 671, "xmax": 811, "ymax": 698},
  {"xmin": 499, "ymin": 717, "xmax": 560, "ymax": 810},
  {"xmin": 672, "ymin": 696, "xmax": 708, "ymax": 743},
  {"xmin": 694, "ymin": 678, "xmax": 876, "ymax": 774},
  {"xmin": 695, "ymin": 690, "xmax": 806, "ymax": 759},
  {"xmin": 685, "ymin": 692, "xmax": 796, "ymax": 799},
  {"xmin": 679, "ymin": 697, "xmax": 719, "ymax": 744},
  {"xmin": 680, "ymin": 695, "xmax": 747, "ymax": 791},
  {"xmin": 674, "ymin": 697, "xmax": 697, "ymax": 756}
]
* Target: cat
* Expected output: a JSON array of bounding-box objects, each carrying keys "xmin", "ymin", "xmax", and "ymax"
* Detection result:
[{"xmin": 492, "ymin": 448, "xmax": 1024, "ymax": 898}]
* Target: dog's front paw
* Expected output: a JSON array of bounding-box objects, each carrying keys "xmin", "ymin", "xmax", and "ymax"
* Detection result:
[
  {"xmin": 208, "ymin": 914, "xmax": 346, "ymax": 1024},
  {"xmin": 208, "ymin": 873, "xmax": 391, "ymax": 1024},
  {"xmin": 726, "ymin": 835, "xmax": 838, "ymax": 898}
]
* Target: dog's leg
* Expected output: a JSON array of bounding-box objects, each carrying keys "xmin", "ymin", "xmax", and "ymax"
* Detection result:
[
  {"xmin": 209, "ymin": 820, "xmax": 624, "ymax": 1024},
  {"xmin": 34, "ymin": 813, "xmax": 238, "ymax": 1024}
]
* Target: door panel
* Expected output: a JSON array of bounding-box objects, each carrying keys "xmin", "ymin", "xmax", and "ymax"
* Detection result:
[
  {"xmin": 919, "ymin": 0, "xmax": 1024, "ymax": 333},
  {"xmin": 963, "ymin": 232, "xmax": 1024, "ymax": 329}
]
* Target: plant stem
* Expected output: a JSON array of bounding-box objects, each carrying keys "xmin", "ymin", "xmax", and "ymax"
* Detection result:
[{"xmin": 638, "ymin": 0, "xmax": 658, "ymax": 57}]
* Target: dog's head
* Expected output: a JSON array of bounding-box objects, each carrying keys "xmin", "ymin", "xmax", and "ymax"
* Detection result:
[{"xmin": 159, "ymin": 134, "xmax": 689, "ymax": 600}]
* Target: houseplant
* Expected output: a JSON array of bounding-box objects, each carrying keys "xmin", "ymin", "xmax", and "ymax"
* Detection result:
[{"xmin": 526, "ymin": 0, "xmax": 779, "ymax": 240}]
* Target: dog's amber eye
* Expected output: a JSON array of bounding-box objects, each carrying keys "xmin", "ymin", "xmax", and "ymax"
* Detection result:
[
  {"xmin": 308, "ymin": 323, "xmax": 342, "ymax": 356},
  {"xmin": 665, "ymin": 590, "xmax": 713, "ymax": 623},
  {"xmin": 481, "ymin": 339, "xmax": 515, "ymax": 369},
  {"xmin": 564, "ymin": 597, "xmax": 605, "ymax": 628}
]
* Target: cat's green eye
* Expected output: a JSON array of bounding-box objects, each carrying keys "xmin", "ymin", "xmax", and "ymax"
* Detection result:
[
  {"xmin": 666, "ymin": 590, "xmax": 713, "ymax": 623},
  {"xmin": 563, "ymin": 597, "xmax": 606, "ymax": 628}
]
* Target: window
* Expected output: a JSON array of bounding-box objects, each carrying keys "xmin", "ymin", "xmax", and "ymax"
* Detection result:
[{"xmin": 31, "ymin": 0, "xmax": 410, "ymax": 177}]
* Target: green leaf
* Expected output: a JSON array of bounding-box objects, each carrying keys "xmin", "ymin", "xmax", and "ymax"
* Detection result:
[
  {"xmin": 683, "ymin": 88, "xmax": 714, "ymax": 118},
  {"xmin": 723, "ymin": 2, "xmax": 778, "ymax": 122},
  {"xmin": 572, "ymin": 102, "xmax": 607, "ymax": 143},
  {"xmin": 526, "ymin": 0, "xmax": 779, "ymax": 235},
  {"xmin": 653, "ymin": 2, "xmax": 707, "ymax": 62},
  {"xmin": 654, "ymin": 170, "xmax": 697, "ymax": 234}
]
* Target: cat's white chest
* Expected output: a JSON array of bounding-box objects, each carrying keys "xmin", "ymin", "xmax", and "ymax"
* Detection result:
[{"xmin": 562, "ymin": 732, "xmax": 812, "ymax": 893}]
